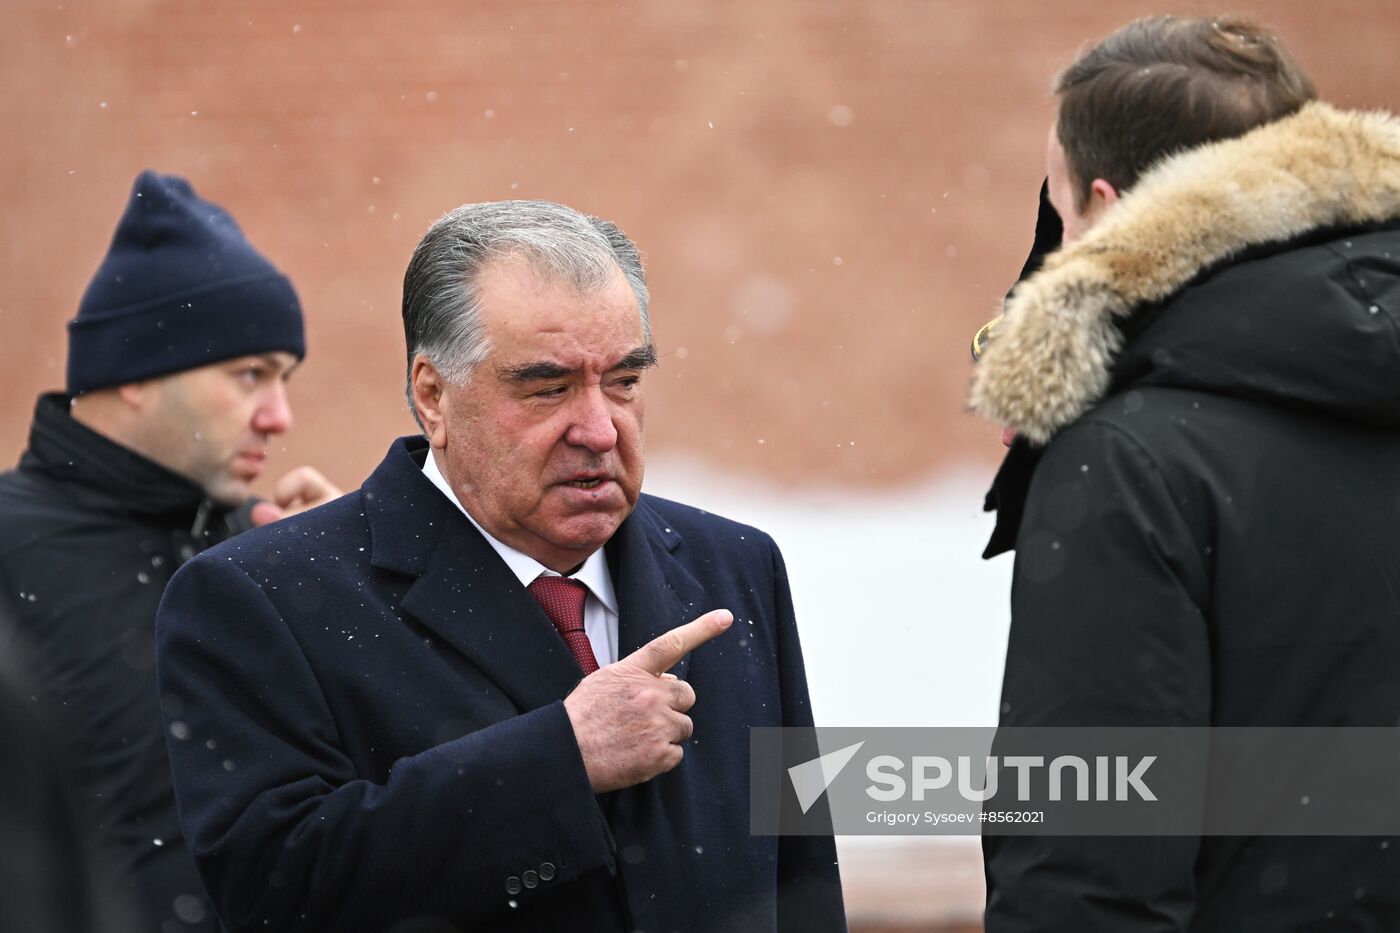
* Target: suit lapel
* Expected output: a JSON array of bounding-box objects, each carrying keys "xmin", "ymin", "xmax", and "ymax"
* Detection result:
[
  {"xmin": 364, "ymin": 437, "xmax": 585, "ymax": 712},
  {"xmin": 400, "ymin": 521, "xmax": 587, "ymax": 712},
  {"xmin": 608, "ymin": 498, "xmax": 707, "ymax": 680}
]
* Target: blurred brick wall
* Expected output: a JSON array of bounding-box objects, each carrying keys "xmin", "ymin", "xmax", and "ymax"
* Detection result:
[{"xmin": 1, "ymin": 0, "xmax": 1394, "ymax": 496}]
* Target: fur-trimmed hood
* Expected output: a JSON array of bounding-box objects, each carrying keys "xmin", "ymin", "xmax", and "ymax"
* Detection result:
[{"xmin": 970, "ymin": 102, "xmax": 1400, "ymax": 444}]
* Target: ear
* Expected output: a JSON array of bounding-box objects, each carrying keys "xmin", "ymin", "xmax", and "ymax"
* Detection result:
[
  {"xmin": 411, "ymin": 356, "xmax": 449, "ymax": 450},
  {"xmin": 116, "ymin": 382, "xmax": 149, "ymax": 410},
  {"xmin": 1086, "ymin": 177, "xmax": 1120, "ymax": 218}
]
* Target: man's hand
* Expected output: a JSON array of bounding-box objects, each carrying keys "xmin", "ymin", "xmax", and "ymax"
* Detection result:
[
  {"xmin": 250, "ymin": 466, "xmax": 343, "ymax": 526},
  {"xmin": 564, "ymin": 609, "xmax": 733, "ymax": 793}
]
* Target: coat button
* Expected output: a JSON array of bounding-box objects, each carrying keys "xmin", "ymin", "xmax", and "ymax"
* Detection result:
[
  {"xmin": 522, "ymin": 870, "xmax": 539, "ymax": 889},
  {"xmin": 539, "ymin": 862, "xmax": 556, "ymax": 882},
  {"xmin": 505, "ymin": 876, "xmax": 521, "ymax": 895}
]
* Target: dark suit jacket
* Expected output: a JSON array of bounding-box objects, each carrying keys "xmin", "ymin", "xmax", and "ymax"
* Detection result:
[{"xmin": 155, "ymin": 436, "xmax": 845, "ymax": 933}]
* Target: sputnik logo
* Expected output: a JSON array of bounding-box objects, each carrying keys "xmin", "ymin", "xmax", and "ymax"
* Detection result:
[{"xmin": 788, "ymin": 741, "xmax": 865, "ymax": 814}]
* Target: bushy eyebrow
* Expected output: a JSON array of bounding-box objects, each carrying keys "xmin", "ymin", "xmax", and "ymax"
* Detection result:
[
  {"xmin": 501, "ymin": 344, "xmax": 657, "ymax": 383},
  {"xmin": 503, "ymin": 361, "xmax": 574, "ymax": 382},
  {"xmin": 615, "ymin": 344, "xmax": 658, "ymax": 371}
]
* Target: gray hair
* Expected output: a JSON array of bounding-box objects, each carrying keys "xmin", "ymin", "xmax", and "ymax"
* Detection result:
[{"xmin": 401, "ymin": 199, "xmax": 650, "ymax": 422}]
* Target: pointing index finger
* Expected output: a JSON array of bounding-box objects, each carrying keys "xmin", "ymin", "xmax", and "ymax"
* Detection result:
[{"xmin": 627, "ymin": 609, "xmax": 733, "ymax": 675}]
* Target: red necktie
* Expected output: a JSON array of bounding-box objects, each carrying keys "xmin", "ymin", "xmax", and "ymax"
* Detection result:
[{"xmin": 528, "ymin": 576, "xmax": 600, "ymax": 674}]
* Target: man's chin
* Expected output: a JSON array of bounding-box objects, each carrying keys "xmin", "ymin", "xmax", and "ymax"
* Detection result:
[
  {"xmin": 201, "ymin": 475, "xmax": 254, "ymax": 507},
  {"xmin": 539, "ymin": 509, "xmax": 631, "ymax": 559}
]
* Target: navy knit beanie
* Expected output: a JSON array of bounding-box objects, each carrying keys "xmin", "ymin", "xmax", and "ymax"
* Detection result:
[{"xmin": 66, "ymin": 171, "xmax": 305, "ymax": 395}]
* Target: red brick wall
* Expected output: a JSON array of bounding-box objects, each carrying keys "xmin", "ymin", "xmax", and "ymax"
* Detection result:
[{"xmin": 2, "ymin": 1, "xmax": 1395, "ymax": 494}]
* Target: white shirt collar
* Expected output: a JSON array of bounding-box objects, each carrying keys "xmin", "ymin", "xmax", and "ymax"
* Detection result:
[{"xmin": 422, "ymin": 449, "xmax": 618, "ymax": 615}]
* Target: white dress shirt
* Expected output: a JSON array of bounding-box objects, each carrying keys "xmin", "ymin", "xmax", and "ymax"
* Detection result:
[{"xmin": 422, "ymin": 451, "xmax": 619, "ymax": 667}]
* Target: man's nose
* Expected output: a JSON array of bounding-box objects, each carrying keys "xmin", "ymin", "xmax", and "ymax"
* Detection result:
[
  {"xmin": 252, "ymin": 383, "xmax": 294, "ymax": 435},
  {"xmin": 564, "ymin": 386, "xmax": 618, "ymax": 453}
]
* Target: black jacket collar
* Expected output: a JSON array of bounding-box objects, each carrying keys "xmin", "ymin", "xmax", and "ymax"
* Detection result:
[{"xmin": 20, "ymin": 392, "xmax": 232, "ymax": 527}]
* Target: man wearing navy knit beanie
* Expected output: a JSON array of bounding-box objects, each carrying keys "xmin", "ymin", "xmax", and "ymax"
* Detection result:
[{"xmin": 0, "ymin": 171, "xmax": 340, "ymax": 931}]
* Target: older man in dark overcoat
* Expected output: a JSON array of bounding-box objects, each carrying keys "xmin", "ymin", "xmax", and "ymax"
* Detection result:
[{"xmin": 156, "ymin": 199, "xmax": 846, "ymax": 933}]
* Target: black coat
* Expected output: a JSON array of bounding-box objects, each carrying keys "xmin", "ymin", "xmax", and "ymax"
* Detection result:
[
  {"xmin": 971, "ymin": 104, "xmax": 1400, "ymax": 931},
  {"xmin": 0, "ymin": 633, "xmax": 141, "ymax": 933},
  {"xmin": 155, "ymin": 436, "xmax": 846, "ymax": 933},
  {"xmin": 0, "ymin": 393, "xmax": 248, "ymax": 932}
]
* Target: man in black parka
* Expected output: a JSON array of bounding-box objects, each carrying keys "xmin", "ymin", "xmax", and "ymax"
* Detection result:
[
  {"xmin": 0, "ymin": 171, "xmax": 338, "ymax": 931},
  {"xmin": 970, "ymin": 15, "xmax": 1400, "ymax": 931}
]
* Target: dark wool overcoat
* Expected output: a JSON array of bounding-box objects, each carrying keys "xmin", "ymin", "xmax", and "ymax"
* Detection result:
[{"xmin": 156, "ymin": 435, "xmax": 846, "ymax": 933}]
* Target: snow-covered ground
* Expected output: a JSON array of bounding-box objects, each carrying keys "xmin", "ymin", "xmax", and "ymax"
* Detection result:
[{"xmin": 644, "ymin": 458, "xmax": 1015, "ymax": 729}]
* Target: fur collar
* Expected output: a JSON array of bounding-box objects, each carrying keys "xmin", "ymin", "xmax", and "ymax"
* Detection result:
[{"xmin": 969, "ymin": 102, "xmax": 1400, "ymax": 445}]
